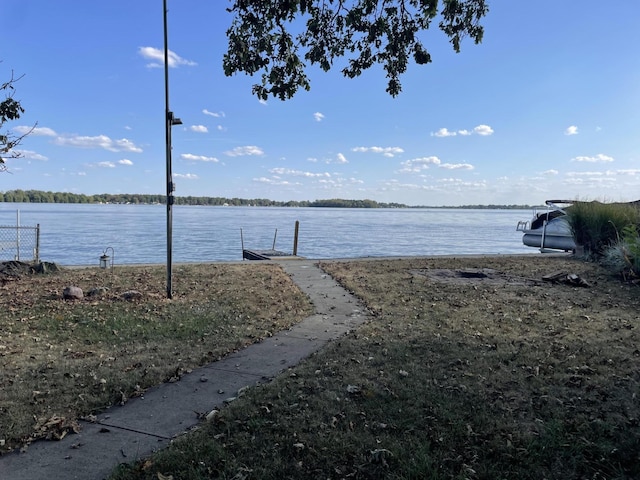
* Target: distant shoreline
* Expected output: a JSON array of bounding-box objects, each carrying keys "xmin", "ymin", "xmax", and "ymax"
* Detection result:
[{"xmin": 0, "ymin": 189, "xmax": 533, "ymax": 210}]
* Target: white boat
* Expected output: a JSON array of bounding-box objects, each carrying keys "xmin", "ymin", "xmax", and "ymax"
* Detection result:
[{"xmin": 517, "ymin": 200, "xmax": 576, "ymax": 252}]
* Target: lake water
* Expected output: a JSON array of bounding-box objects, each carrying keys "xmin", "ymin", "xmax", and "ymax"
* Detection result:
[{"xmin": 0, "ymin": 203, "xmax": 535, "ymax": 266}]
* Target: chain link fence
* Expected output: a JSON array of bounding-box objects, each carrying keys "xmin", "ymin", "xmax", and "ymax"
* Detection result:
[{"xmin": 0, "ymin": 224, "xmax": 40, "ymax": 262}]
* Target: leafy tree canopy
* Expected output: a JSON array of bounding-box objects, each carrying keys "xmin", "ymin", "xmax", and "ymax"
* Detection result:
[{"xmin": 223, "ymin": 0, "xmax": 488, "ymax": 100}]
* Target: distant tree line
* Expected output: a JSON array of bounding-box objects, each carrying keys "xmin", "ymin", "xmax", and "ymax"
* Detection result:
[
  {"xmin": 0, "ymin": 190, "xmax": 534, "ymax": 209},
  {"xmin": 0, "ymin": 190, "xmax": 409, "ymax": 208}
]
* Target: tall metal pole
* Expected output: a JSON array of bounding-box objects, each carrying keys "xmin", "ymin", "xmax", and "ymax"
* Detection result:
[{"xmin": 163, "ymin": 0, "xmax": 173, "ymax": 299}]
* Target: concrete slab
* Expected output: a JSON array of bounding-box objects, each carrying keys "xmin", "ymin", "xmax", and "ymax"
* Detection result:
[
  {"xmin": 0, "ymin": 421, "xmax": 169, "ymax": 480},
  {"xmin": 95, "ymin": 367, "xmax": 261, "ymax": 438}
]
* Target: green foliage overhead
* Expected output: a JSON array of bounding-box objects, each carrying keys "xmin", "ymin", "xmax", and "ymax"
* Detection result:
[{"xmin": 224, "ymin": 0, "xmax": 489, "ymax": 100}]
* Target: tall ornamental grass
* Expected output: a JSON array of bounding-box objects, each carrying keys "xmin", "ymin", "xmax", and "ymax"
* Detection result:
[
  {"xmin": 601, "ymin": 224, "xmax": 640, "ymax": 280},
  {"xmin": 567, "ymin": 201, "xmax": 640, "ymax": 278},
  {"xmin": 567, "ymin": 201, "xmax": 639, "ymax": 254}
]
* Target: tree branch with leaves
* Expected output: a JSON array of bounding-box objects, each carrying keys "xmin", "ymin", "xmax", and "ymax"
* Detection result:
[
  {"xmin": 223, "ymin": 0, "xmax": 488, "ymax": 100},
  {"xmin": 1, "ymin": 70, "xmax": 34, "ymax": 171}
]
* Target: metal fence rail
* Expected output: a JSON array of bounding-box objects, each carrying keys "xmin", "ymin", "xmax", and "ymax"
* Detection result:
[{"xmin": 0, "ymin": 224, "xmax": 40, "ymax": 262}]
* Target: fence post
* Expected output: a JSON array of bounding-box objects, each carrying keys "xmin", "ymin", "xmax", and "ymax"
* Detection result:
[
  {"xmin": 35, "ymin": 224, "xmax": 40, "ymax": 263},
  {"xmin": 16, "ymin": 210, "xmax": 20, "ymax": 261}
]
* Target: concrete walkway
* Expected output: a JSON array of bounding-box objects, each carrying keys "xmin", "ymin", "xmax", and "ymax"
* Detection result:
[{"xmin": 0, "ymin": 260, "xmax": 368, "ymax": 480}]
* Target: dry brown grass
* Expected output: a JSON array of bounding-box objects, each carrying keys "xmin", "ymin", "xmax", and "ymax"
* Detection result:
[
  {"xmin": 0, "ymin": 262, "xmax": 313, "ymax": 452},
  {"xmin": 112, "ymin": 255, "xmax": 640, "ymax": 480}
]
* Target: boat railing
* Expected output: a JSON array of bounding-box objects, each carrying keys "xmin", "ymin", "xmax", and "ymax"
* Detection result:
[{"xmin": 516, "ymin": 220, "xmax": 530, "ymax": 232}]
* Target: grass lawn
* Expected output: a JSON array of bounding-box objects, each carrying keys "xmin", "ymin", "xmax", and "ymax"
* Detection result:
[
  {"xmin": 0, "ymin": 262, "xmax": 313, "ymax": 452},
  {"xmin": 109, "ymin": 255, "xmax": 639, "ymax": 480},
  {"xmin": 2, "ymin": 256, "xmax": 639, "ymax": 479}
]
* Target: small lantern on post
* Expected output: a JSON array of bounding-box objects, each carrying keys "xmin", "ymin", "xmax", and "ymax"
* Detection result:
[{"xmin": 99, "ymin": 247, "xmax": 114, "ymax": 270}]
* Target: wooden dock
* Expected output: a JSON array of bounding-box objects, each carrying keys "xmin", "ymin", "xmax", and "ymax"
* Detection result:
[
  {"xmin": 242, "ymin": 249, "xmax": 304, "ymax": 261},
  {"xmin": 241, "ymin": 221, "xmax": 303, "ymax": 261}
]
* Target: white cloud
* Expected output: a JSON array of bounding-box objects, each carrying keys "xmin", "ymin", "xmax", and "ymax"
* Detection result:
[
  {"xmin": 432, "ymin": 128, "xmax": 457, "ymax": 137},
  {"xmin": 190, "ymin": 125, "xmax": 208, "ymax": 133},
  {"xmin": 436, "ymin": 178, "xmax": 488, "ymax": 189},
  {"xmin": 269, "ymin": 167, "xmax": 331, "ymax": 178},
  {"xmin": 439, "ymin": 163, "xmax": 474, "ymax": 170},
  {"xmin": 13, "ymin": 149, "xmax": 48, "ymax": 161},
  {"xmin": 313, "ymin": 112, "xmax": 325, "ymax": 122},
  {"xmin": 203, "ymin": 109, "xmax": 225, "ymax": 118},
  {"xmin": 224, "ymin": 146, "xmax": 264, "ymax": 157},
  {"xmin": 138, "ymin": 46, "xmax": 197, "ymax": 68},
  {"xmin": 316, "ymin": 176, "xmax": 360, "ymax": 188},
  {"xmin": 118, "ymin": 159, "xmax": 133, "ymax": 166},
  {"xmin": 563, "ymin": 175, "xmax": 616, "ymax": 186},
  {"xmin": 334, "ymin": 153, "xmax": 348, "ymax": 164},
  {"xmin": 400, "ymin": 156, "xmax": 441, "ymax": 172},
  {"xmin": 174, "ymin": 173, "xmax": 199, "ymax": 179},
  {"xmin": 253, "ymin": 177, "xmax": 297, "ymax": 186},
  {"xmin": 571, "ymin": 153, "xmax": 614, "ymax": 163},
  {"xmin": 432, "ymin": 125, "xmax": 494, "ymax": 137},
  {"xmin": 473, "ymin": 124, "xmax": 494, "ymax": 136},
  {"xmin": 542, "ymin": 169, "xmax": 559, "ymax": 175},
  {"xmin": 566, "ymin": 171, "xmax": 613, "ymax": 177},
  {"xmin": 351, "ymin": 146, "xmax": 404, "ymax": 158},
  {"xmin": 181, "ymin": 153, "xmax": 219, "ymax": 163},
  {"xmin": 54, "ymin": 134, "xmax": 143, "ymax": 153},
  {"xmin": 565, "ymin": 125, "xmax": 579, "ymax": 135},
  {"xmin": 13, "ymin": 126, "xmax": 57, "ymax": 136},
  {"xmin": 97, "ymin": 161, "xmax": 116, "ymax": 168}
]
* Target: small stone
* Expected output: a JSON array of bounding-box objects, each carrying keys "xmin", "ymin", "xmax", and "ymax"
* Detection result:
[
  {"xmin": 88, "ymin": 287, "xmax": 109, "ymax": 297},
  {"xmin": 121, "ymin": 290, "xmax": 142, "ymax": 301},
  {"xmin": 63, "ymin": 286, "xmax": 83, "ymax": 300},
  {"xmin": 205, "ymin": 409, "xmax": 219, "ymax": 421}
]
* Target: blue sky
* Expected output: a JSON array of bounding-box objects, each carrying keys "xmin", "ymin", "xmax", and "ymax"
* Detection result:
[{"xmin": 2, "ymin": 1, "xmax": 639, "ymax": 206}]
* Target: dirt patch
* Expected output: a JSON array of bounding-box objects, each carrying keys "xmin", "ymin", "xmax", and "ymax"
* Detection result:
[
  {"xmin": 0, "ymin": 261, "xmax": 60, "ymax": 283},
  {"xmin": 411, "ymin": 267, "xmax": 539, "ymax": 286}
]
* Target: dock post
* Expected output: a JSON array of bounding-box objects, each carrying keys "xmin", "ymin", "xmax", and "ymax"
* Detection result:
[
  {"xmin": 240, "ymin": 228, "xmax": 245, "ymax": 260},
  {"xmin": 293, "ymin": 220, "xmax": 299, "ymax": 256}
]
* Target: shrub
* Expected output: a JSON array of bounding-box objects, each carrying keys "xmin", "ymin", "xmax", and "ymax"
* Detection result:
[
  {"xmin": 567, "ymin": 201, "xmax": 640, "ymax": 257},
  {"xmin": 601, "ymin": 224, "xmax": 640, "ymax": 280}
]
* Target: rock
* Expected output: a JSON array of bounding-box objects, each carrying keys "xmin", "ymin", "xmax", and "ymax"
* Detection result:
[
  {"xmin": 88, "ymin": 287, "xmax": 109, "ymax": 297},
  {"xmin": 33, "ymin": 262, "xmax": 60, "ymax": 274},
  {"xmin": 121, "ymin": 290, "xmax": 142, "ymax": 301},
  {"xmin": 63, "ymin": 286, "xmax": 83, "ymax": 300}
]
